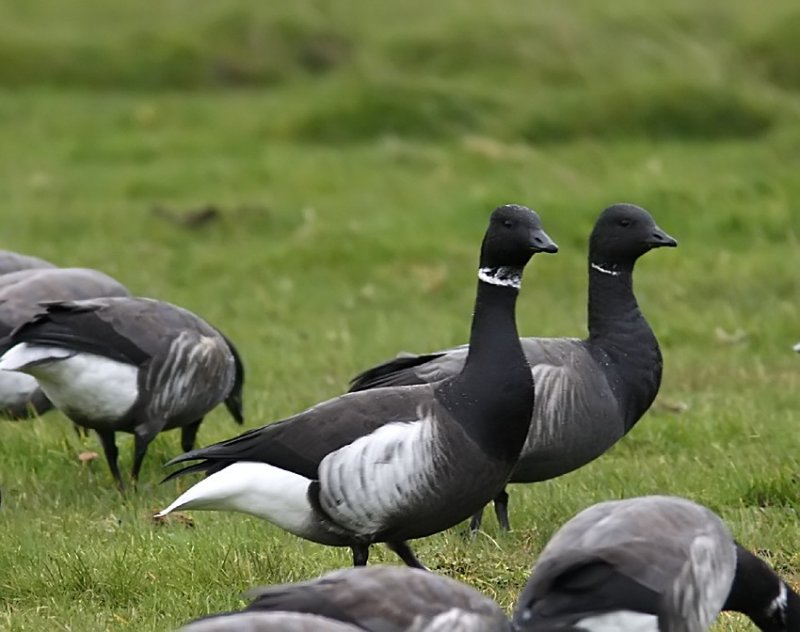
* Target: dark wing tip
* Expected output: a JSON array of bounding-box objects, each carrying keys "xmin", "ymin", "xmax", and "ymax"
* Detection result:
[
  {"xmin": 348, "ymin": 353, "xmax": 443, "ymax": 392},
  {"xmin": 160, "ymin": 461, "xmax": 210, "ymax": 484}
]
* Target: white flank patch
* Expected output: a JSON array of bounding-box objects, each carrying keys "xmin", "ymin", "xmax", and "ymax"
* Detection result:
[
  {"xmin": 574, "ymin": 611, "xmax": 659, "ymax": 632},
  {"xmin": 793, "ymin": 342, "xmax": 800, "ymax": 353},
  {"xmin": 590, "ymin": 262, "xmax": 621, "ymax": 277},
  {"xmin": 768, "ymin": 582, "xmax": 788, "ymax": 616},
  {"xmin": 157, "ymin": 461, "xmax": 315, "ymax": 538},
  {"xmin": 526, "ymin": 363, "xmax": 572, "ymax": 449},
  {"xmin": 0, "ymin": 371, "xmax": 40, "ymax": 409},
  {"xmin": 681, "ymin": 534, "xmax": 736, "ymax": 629},
  {"xmin": 318, "ymin": 413, "xmax": 437, "ymax": 535},
  {"xmin": 7, "ymin": 346, "xmax": 139, "ymax": 423},
  {"xmin": 478, "ymin": 266, "xmax": 522, "ymax": 289},
  {"xmin": 145, "ymin": 332, "xmax": 231, "ymax": 420}
]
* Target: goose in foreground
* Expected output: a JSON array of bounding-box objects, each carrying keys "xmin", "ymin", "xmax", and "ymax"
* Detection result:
[
  {"xmin": 514, "ymin": 495, "xmax": 800, "ymax": 631},
  {"xmin": 0, "ymin": 249, "xmax": 56, "ymax": 275},
  {"xmin": 158, "ymin": 204, "xmax": 557, "ymax": 568},
  {"xmin": 180, "ymin": 566, "xmax": 513, "ymax": 632},
  {"xmin": 349, "ymin": 203, "xmax": 677, "ymax": 533},
  {"xmin": 0, "ymin": 297, "xmax": 244, "ymax": 487},
  {"xmin": 0, "ymin": 268, "xmax": 130, "ymax": 418}
]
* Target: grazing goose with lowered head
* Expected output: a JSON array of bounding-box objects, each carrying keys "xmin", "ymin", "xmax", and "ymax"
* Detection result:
[
  {"xmin": 514, "ymin": 495, "xmax": 800, "ymax": 632},
  {"xmin": 349, "ymin": 203, "xmax": 677, "ymax": 533},
  {"xmin": 0, "ymin": 297, "xmax": 244, "ymax": 487},
  {"xmin": 0, "ymin": 268, "xmax": 130, "ymax": 418},
  {"xmin": 0, "ymin": 249, "xmax": 56, "ymax": 275},
  {"xmin": 181, "ymin": 566, "xmax": 513, "ymax": 632},
  {"xmin": 158, "ymin": 204, "xmax": 557, "ymax": 568}
]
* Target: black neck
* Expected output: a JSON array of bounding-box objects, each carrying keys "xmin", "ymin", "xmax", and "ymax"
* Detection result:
[
  {"xmin": 586, "ymin": 259, "xmax": 662, "ymax": 430},
  {"xmin": 462, "ymin": 280, "xmax": 524, "ymax": 375},
  {"xmin": 724, "ymin": 544, "xmax": 800, "ymax": 631},
  {"xmin": 436, "ymin": 277, "xmax": 534, "ymax": 461},
  {"xmin": 587, "ymin": 260, "xmax": 643, "ymax": 341}
]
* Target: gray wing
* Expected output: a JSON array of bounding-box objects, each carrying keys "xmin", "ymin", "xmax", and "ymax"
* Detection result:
[
  {"xmin": 180, "ymin": 611, "xmax": 362, "ymax": 631},
  {"xmin": 524, "ymin": 496, "xmax": 735, "ymax": 620},
  {"xmin": 511, "ymin": 338, "xmax": 622, "ymax": 481},
  {"xmin": 246, "ymin": 566, "xmax": 507, "ymax": 632},
  {"xmin": 0, "ymin": 250, "xmax": 56, "ymax": 275}
]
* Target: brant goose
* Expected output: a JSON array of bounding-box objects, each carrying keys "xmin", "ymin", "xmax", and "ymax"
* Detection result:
[
  {"xmin": 0, "ymin": 249, "xmax": 56, "ymax": 275},
  {"xmin": 0, "ymin": 268, "xmax": 130, "ymax": 418},
  {"xmin": 514, "ymin": 495, "xmax": 800, "ymax": 631},
  {"xmin": 349, "ymin": 203, "xmax": 677, "ymax": 533},
  {"xmin": 157, "ymin": 204, "xmax": 557, "ymax": 568},
  {"xmin": 181, "ymin": 566, "xmax": 512, "ymax": 631},
  {"xmin": 0, "ymin": 297, "xmax": 244, "ymax": 487}
]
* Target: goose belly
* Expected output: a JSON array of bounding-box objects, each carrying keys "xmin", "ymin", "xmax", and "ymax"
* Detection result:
[
  {"xmin": 0, "ymin": 371, "xmax": 40, "ymax": 413},
  {"xmin": 23, "ymin": 349, "xmax": 139, "ymax": 424}
]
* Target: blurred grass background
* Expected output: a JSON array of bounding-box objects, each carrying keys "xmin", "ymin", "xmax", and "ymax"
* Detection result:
[{"xmin": 0, "ymin": 0, "xmax": 798, "ymax": 629}]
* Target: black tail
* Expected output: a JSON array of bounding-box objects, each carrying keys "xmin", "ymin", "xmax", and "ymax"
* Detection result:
[
  {"xmin": 221, "ymin": 334, "xmax": 245, "ymax": 425},
  {"xmin": 348, "ymin": 353, "xmax": 443, "ymax": 392}
]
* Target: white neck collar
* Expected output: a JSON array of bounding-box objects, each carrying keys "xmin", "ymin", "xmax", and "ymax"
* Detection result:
[
  {"xmin": 478, "ymin": 266, "xmax": 522, "ymax": 289},
  {"xmin": 591, "ymin": 262, "xmax": 621, "ymax": 277}
]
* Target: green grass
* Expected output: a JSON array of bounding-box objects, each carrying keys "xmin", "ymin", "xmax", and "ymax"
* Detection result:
[{"xmin": 0, "ymin": 0, "xmax": 799, "ymax": 629}]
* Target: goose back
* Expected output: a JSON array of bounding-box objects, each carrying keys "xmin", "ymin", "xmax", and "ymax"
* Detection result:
[
  {"xmin": 0, "ymin": 250, "xmax": 56, "ymax": 275},
  {"xmin": 243, "ymin": 566, "xmax": 511, "ymax": 632}
]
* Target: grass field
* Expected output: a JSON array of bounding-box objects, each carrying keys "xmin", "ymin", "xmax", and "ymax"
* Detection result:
[{"xmin": 0, "ymin": 1, "xmax": 798, "ymax": 629}]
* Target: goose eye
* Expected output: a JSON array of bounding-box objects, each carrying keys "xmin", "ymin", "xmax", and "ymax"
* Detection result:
[
  {"xmin": 619, "ymin": 218, "xmax": 631, "ymax": 227},
  {"xmin": 503, "ymin": 220, "xmax": 514, "ymax": 228}
]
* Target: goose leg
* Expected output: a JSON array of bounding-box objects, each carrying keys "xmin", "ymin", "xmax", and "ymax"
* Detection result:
[
  {"xmin": 386, "ymin": 541, "xmax": 429, "ymax": 570},
  {"xmin": 73, "ymin": 424, "xmax": 91, "ymax": 439},
  {"xmin": 469, "ymin": 506, "xmax": 486, "ymax": 535},
  {"xmin": 351, "ymin": 545, "xmax": 369, "ymax": 567},
  {"xmin": 96, "ymin": 429, "xmax": 123, "ymax": 490},
  {"xmin": 131, "ymin": 429, "xmax": 156, "ymax": 483},
  {"xmin": 493, "ymin": 488, "xmax": 511, "ymax": 531},
  {"xmin": 181, "ymin": 418, "xmax": 203, "ymax": 452}
]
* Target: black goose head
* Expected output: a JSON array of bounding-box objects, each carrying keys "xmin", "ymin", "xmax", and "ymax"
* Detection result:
[
  {"xmin": 724, "ymin": 544, "xmax": 800, "ymax": 631},
  {"xmin": 479, "ymin": 204, "xmax": 558, "ymax": 281},
  {"xmin": 589, "ymin": 203, "xmax": 677, "ymax": 266}
]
